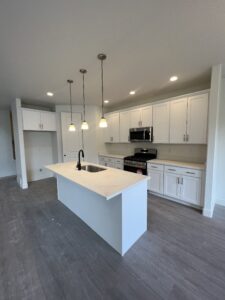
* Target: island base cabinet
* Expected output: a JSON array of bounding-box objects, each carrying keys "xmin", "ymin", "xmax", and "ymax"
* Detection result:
[{"xmin": 56, "ymin": 175, "xmax": 147, "ymax": 256}]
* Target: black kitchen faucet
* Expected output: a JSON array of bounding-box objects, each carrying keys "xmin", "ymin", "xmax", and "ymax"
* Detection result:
[{"xmin": 77, "ymin": 149, "xmax": 84, "ymax": 170}]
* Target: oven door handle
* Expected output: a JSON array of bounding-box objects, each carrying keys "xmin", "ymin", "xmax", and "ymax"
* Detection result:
[{"xmin": 143, "ymin": 129, "xmax": 146, "ymax": 140}]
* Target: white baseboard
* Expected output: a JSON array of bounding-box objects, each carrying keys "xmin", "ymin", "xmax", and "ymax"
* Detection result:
[
  {"xmin": 215, "ymin": 199, "xmax": 225, "ymax": 207},
  {"xmin": 203, "ymin": 207, "xmax": 213, "ymax": 218}
]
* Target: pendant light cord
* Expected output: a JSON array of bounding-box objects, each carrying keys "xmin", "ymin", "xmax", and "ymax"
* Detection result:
[
  {"xmin": 82, "ymin": 73, "xmax": 86, "ymax": 121},
  {"xmin": 69, "ymin": 82, "xmax": 73, "ymax": 123},
  {"xmin": 101, "ymin": 59, "xmax": 104, "ymax": 118}
]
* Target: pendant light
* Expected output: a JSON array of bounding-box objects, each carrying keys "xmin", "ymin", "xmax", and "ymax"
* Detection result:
[
  {"xmin": 80, "ymin": 69, "xmax": 89, "ymax": 130},
  {"xmin": 67, "ymin": 79, "xmax": 76, "ymax": 132},
  {"xmin": 98, "ymin": 53, "xmax": 108, "ymax": 128}
]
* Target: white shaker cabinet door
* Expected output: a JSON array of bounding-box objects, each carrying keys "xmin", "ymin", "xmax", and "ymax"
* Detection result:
[
  {"xmin": 119, "ymin": 110, "xmax": 131, "ymax": 142},
  {"xmin": 170, "ymin": 98, "xmax": 187, "ymax": 143},
  {"xmin": 130, "ymin": 109, "xmax": 142, "ymax": 128},
  {"xmin": 187, "ymin": 93, "xmax": 208, "ymax": 144},
  {"xmin": 111, "ymin": 113, "xmax": 120, "ymax": 143},
  {"xmin": 148, "ymin": 170, "xmax": 163, "ymax": 194},
  {"xmin": 104, "ymin": 113, "xmax": 119, "ymax": 143},
  {"xmin": 141, "ymin": 106, "xmax": 152, "ymax": 127},
  {"xmin": 180, "ymin": 176, "xmax": 202, "ymax": 206},
  {"xmin": 22, "ymin": 108, "xmax": 41, "ymax": 131},
  {"xmin": 164, "ymin": 172, "xmax": 179, "ymax": 199},
  {"xmin": 152, "ymin": 102, "xmax": 170, "ymax": 143},
  {"xmin": 41, "ymin": 111, "xmax": 56, "ymax": 131}
]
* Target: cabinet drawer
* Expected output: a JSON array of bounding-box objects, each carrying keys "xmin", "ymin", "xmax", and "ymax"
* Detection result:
[
  {"xmin": 148, "ymin": 163, "xmax": 164, "ymax": 172},
  {"xmin": 180, "ymin": 168, "xmax": 202, "ymax": 178},
  {"xmin": 164, "ymin": 165, "xmax": 202, "ymax": 178},
  {"xmin": 164, "ymin": 166, "xmax": 183, "ymax": 174}
]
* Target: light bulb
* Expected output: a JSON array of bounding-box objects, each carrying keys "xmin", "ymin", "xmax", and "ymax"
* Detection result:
[
  {"xmin": 99, "ymin": 117, "xmax": 108, "ymax": 128},
  {"xmin": 68, "ymin": 123, "xmax": 76, "ymax": 132},
  {"xmin": 81, "ymin": 121, "xmax": 89, "ymax": 130}
]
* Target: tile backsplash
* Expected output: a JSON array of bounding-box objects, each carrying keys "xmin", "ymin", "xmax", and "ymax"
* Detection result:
[{"xmin": 104, "ymin": 143, "xmax": 207, "ymax": 163}]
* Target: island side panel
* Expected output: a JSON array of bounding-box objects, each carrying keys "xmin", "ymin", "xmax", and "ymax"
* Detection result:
[
  {"xmin": 121, "ymin": 180, "xmax": 148, "ymax": 255},
  {"xmin": 56, "ymin": 175, "xmax": 123, "ymax": 255}
]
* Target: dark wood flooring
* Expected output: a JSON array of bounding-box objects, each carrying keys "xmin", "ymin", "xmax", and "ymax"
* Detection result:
[{"xmin": 0, "ymin": 177, "xmax": 225, "ymax": 300}]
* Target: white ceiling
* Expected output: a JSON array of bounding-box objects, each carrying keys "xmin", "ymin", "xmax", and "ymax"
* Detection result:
[{"xmin": 0, "ymin": 0, "xmax": 225, "ymax": 108}]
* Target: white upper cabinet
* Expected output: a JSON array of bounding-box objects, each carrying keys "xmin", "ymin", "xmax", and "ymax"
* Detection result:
[
  {"xmin": 22, "ymin": 108, "xmax": 56, "ymax": 131},
  {"xmin": 41, "ymin": 111, "xmax": 57, "ymax": 131},
  {"xmin": 130, "ymin": 109, "xmax": 142, "ymax": 128},
  {"xmin": 119, "ymin": 110, "xmax": 131, "ymax": 143},
  {"xmin": 141, "ymin": 106, "xmax": 153, "ymax": 127},
  {"xmin": 103, "ymin": 91, "xmax": 208, "ymax": 145},
  {"xmin": 170, "ymin": 97, "xmax": 188, "ymax": 143},
  {"xmin": 130, "ymin": 106, "xmax": 152, "ymax": 128},
  {"xmin": 169, "ymin": 93, "xmax": 208, "ymax": 144},
  {"xmin": 187, "ymin": 93, "xmax": 208, "ymax": 144},
  {"xmin": 104, "ymin": 112, "xmax": 120, "ymax": 143},
  {"xmin": 22, "ymin": 109, "xmax": 41, "ymax": 131},
  {"xmin": 152, "ymin": 102, "xmax": 170, "ymax": 143}
]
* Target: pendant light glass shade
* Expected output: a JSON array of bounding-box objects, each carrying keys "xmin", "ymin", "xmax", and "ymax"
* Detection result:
[
  {"xmin": 67, "ymin": 79, "xmax": 76, "ymax": 132},
  {"xmin": 97, "ymin": 53, "xmax": 107, "ymax": 128},
  {"xmin": 81, "ymin": 121, "xmax": 89, "ymax": 130},
  {"xmin": 80, "ymin": 69, "xmax": 89, "ymax": 130},
  {"xmin": 99, "ymin": 117, "xmax": 108, "ymax": 128},
  {"xmin": 68, "ymin": 123, "xmax": 76, "ymax": 131}
]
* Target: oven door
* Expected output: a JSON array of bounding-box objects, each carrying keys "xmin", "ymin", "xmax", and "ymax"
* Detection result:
[{"xmin": 124, "ymin": 165, "xmax": 147, "ymax": 175}]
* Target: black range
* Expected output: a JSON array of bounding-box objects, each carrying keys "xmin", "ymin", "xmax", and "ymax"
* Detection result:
[{"xmin": 124, "ymin": 148, "xmax": 157, "ymax": 175}]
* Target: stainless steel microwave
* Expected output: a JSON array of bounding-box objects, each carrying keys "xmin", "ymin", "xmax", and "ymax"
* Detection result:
[{"xmin": 129, "ymin": 127, "xmax": 153, "ymax": 142}]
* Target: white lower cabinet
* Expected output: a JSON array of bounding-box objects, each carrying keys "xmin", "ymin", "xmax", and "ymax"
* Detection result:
[
  {"xmin": 148, "ymin": 170, "xmax": 164, "ymax": 194},
  {"xmin": 164, "ymin": 172, "xmax": 180, "ymax": 199},
  {"xmin": 180, "ymin": 175, "xmax": 202, "ymax": 206},
  {"xmin": 98, "ymin": 155, "xmax": 123, "ymax": 170},
  {"xmin": 148, "ymin": 162, "xmax": 204, "ymax": 208},
  {"xmin": 147, "ymin": 163, "xmax": 164, "ymax": 194}
]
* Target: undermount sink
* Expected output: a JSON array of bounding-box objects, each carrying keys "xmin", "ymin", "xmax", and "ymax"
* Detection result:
[{"xmin": 81, "ymin": 165, "xmax": 106, "ymax": 173}]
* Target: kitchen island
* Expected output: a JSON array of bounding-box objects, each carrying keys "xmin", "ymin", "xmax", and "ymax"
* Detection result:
[{"xmin": 46, "ymin": 161, "xmax": 149, "ymax": 255}]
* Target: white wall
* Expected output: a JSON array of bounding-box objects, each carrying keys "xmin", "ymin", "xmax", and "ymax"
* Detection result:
[
  {"xmin": 11, "ymin": 99, "xmax": 28, "ymax": 188},
  {"xmin": 204, "ymin": 65, "xmax": 222, "ymax": 217},
  {"xmin": 0, "ymin": 110, "xmax": 16, "ymax": 178},
  {"xmin": 55, "ymin": 105, "xmax": 105, "ymax": 163},
  {"xmin": 214, "ymin": 77, "xmax": 225, "ymax": 206}
]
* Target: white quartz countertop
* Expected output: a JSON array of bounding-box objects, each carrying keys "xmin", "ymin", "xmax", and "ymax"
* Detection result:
[
  {"xmin": 98, "ymin": 153, "xmax": 126, "ymax": 159},
  {"xmin": 46, "ymin": 161, "xmax": 148, "ymax": 200},
  {"xmin": 148, "ymin": 159, "xmax": 205, "ymax": 170}
]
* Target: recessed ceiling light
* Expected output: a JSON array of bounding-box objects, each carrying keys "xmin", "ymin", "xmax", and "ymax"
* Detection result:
[
  {"xmin": 129, "ymin": 90, "xmax": 136, "ymax": 95},
  {"xmin": 47, "ymin": 92, "xmax": 54, "ymax": 97},
  {"xmin": 104, "ymin": 100, "xmax": 109, "ymax": 104},
  {"xmin": 170, "ymin": 76, "xmax": 178, "ymax": 82}
]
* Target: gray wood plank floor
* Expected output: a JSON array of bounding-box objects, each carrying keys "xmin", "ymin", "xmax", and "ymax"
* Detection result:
[{"xmin": 0, "ymin": 177, "xmax": 225, "ymax": 300}]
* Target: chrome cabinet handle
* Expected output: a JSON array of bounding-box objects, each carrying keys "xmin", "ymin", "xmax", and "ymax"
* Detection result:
[
  {"xmin": 186, "ymin": 134, "xmax": 189, "ymax": 142},
  {"xmin": 186, "ymin": 171, "xmax": 195, "ymax": 174},
  {"xmin": 183, "ymin": 134, "xmax": 186, "ymax": 142},
  {"xmin": 168, "ymin": 168, "xmax": 176, "ymax": 171},
  {"xmin": 177, "ymin": 177, "xmax": 179, "ymax": 184},
  {"xmin": 151, "ymin": 166, "xmax": 158, "ymax": 169}
]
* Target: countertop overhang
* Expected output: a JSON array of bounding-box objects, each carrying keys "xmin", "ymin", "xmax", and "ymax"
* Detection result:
[{"xmin": 46, "ymin": 161, "xmax": 149, "ymax": 200}]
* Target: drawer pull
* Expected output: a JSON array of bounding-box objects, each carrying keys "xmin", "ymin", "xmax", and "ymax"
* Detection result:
[
  {"xmin": 168, "ymin": 168, "xmax": 176, "ymax": 171},
  {"xmin": 186, "ymin": 171, "xmax": 195, "ymax": 174},
  {"xmin": 151, "ymin": 166, "xmax": 158, "ymax": 168}
]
